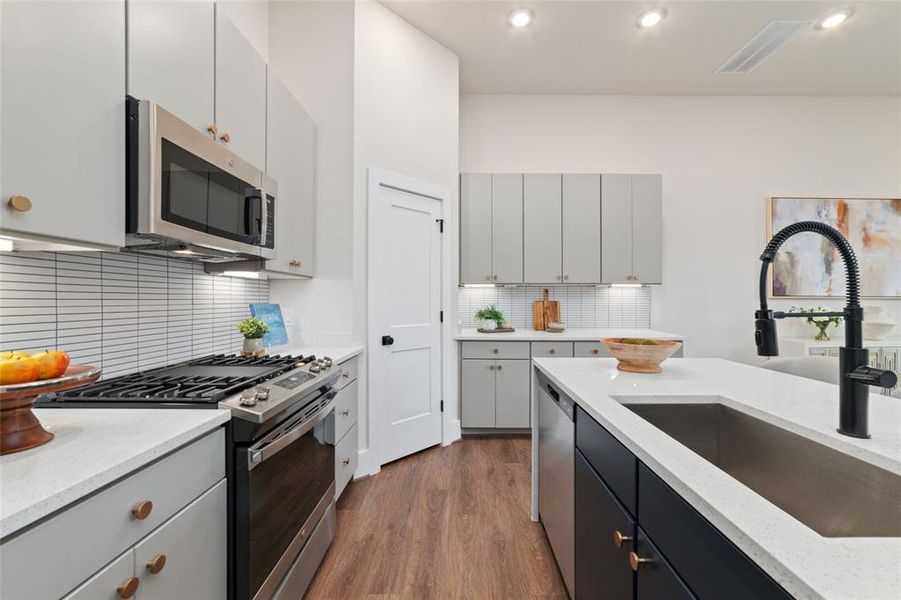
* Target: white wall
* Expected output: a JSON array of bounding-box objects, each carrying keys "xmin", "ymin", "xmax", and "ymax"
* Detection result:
[
  {"xmin": 461, "ymin": 95, "xmax": 901, "ymax": 362},
  {"xmin": 268, "ymin": 1, "xmax": 356, "ymax": 345},
  {"xmin": 354, "ymin": 0, "xmax": 459, "ymax": 473}
]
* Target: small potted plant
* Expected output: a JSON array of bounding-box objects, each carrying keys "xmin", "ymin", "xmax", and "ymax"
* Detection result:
[
  {"xmin": 474, "ymin": 305, "xmax": 509, "ymax": 331},
  {"xmin": 790, "ymin": 306, "xmax": 843, "ymax": 341},
  {"xmin": 236, "ymin": 317, "xmax": 270, "ymax": 354}
]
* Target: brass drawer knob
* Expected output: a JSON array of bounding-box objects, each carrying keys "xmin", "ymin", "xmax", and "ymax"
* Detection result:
[
  {"xmin": 496, "ymin": 364, "xmax": 503, "ymax": 371},
  {"xmin": 486, "ymin": 275, "xmax": 492, "ymax": 281},
  {"xmin": 488, "ymin": 364, "xmax": 496, "ymax": 370},
  {"xmin": 220, "ymin": 132, "xmax": 231, "ymax": 143},
  {"xmin": 492, "ymin": 348, "xmax": 499, "ymax": 354},
  {"xmin": 341, "ymin": 409, "xmax": 350, "ymax": 416},
  {"xmin": 592, "ymin": 348, "xmax": 599, "ymax": 354},
  {"xmin": 629, "ymin": 551, "xmax": 651, "ymax": 572},
  {"xmin": 131, "ymin": 500, "xmax": 153, "ymax": 520},
  {"xmin": 146, "ymin": 554, "xmax": 167, "ymax": 575},
  {"xmin": 8, "ymin": 195, "xmax": 32, "ymax": 212},
  {"xmin": 563, "ymin": 275, "xmax": 570, "ymax": 281},
  {"xmin": 117, "ymin": 577, "xmax": 139, "ymax": 598},
  {"xmin": 207, "ymin": 123, "xmax": 218, "ymax": 135},
  {"xmin": 613, "ymin": 530, "xmax": 632, "ymax": 548},
  {"xmin": 289, "ymin": 259, "xmax": 301, "ymax": 267},
  {"xmin": 342, "ymin": 372, "xmax": 350, "ymax": 379},
  {"xmin": 341, "ymin": 458, "xmax": 350, "ymax": 465},
  {"xmin": 549, "ymin": 348, "xmax": 556, "ymax": 354}
]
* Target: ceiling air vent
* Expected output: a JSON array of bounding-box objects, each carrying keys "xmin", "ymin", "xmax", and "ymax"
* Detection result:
[{"xmin": 717, "ymin": 20, "xmax": 811, "ymax": 74}]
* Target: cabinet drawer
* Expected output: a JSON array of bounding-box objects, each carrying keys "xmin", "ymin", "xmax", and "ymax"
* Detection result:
[
  {"xmin": 574, "ymin": 341, "xmax": 610, "ymax": 357},
  {"xmin": 333, "ymin": 379, "xmax": 358, "ymax": 443},
  {"xmin": 62, "ymin": 548, "xmax": 134, "ymax": 600},
  {"xmin": 336, "ymin": 423, "xmax": 358, "ymax": 499},
  {"xmin": 0, "ymin": 429, "xmax": 224, "ymax": 600},
  {"xmin": 337, "ymin": 356, "xmax": 359, "ymax": 390},
  {"xmin": 634, "ymin": 526, "xmax": 695, "ymax": 600},
  {"xmin": 461, "ymin": 341, "xmax": 530, "ymax": 360},
  {"xmin": 531, "ymin": 342, "xmax": 574, "ymax": 358},
  {"xmin": 134, "ymin": 480, "xmax": 227, "ymax": 600},
  {"xmin": 638, "ymin": 463, "xmax": 791, "ymax": 599},
  {"xmin": 575, "ymin": 405, "xmax": 636, "ymax": 516}
]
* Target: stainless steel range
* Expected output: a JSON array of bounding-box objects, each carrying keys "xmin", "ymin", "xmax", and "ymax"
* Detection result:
[{"xmin": 38, "ymin": 353, "xmax": 341, "ymax": 600}]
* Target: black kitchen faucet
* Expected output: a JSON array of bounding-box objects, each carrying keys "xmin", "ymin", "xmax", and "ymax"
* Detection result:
[{"xmin": 754, "ymin": 221, "xmax": 897, "ymax": 439}]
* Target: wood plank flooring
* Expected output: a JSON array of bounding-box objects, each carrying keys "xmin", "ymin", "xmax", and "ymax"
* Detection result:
[{"xmin": 305, "ymin": 436, "xmax": 568, "ymax": 599}]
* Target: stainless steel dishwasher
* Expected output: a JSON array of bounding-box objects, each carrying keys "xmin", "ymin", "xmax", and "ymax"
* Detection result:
[{"xmin": 538, "ymin": 375, "xmax": 575, "ymax": 597}]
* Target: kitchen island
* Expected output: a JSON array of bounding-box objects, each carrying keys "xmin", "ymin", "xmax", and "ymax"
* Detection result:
[{"xmin": 531, "ymin": 357, "xmax": 901, "ymax": 600}]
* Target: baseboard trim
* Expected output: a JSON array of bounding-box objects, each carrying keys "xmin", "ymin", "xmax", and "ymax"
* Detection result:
[
  {"xmin": 442, "ymin": 418, "xmax": 462, "ymax": 446},
  {"xmin": 354, "ymin": 448, "xmax": 381, "ymax": 480}
]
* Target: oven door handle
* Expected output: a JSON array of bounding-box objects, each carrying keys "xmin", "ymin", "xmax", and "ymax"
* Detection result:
[{"xmin": 248, "ymin": 393, "xmax": 337, "ymax": 470}]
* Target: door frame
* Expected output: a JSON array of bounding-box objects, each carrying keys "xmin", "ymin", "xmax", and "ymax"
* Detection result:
[{"xmin": 367, "ymin": 167, "xmax": 459, "ymax": 471}]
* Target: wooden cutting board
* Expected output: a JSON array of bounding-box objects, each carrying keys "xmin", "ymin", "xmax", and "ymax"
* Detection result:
[{"xmin": 533, "ymin": 289, "xmax": 560, "ymax": 331}]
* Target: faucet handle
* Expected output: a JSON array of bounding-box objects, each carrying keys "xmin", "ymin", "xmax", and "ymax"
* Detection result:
[{"xmin": 847, "ymin": 366, "xmax": 898, "ymax": 389}]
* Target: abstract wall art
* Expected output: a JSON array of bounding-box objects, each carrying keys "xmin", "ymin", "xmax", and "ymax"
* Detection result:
[{"xmin": 767, "ymin": 197, "xmax": 901, "ymax": 298}]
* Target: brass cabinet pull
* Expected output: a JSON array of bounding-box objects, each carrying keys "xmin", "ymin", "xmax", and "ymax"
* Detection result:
[
  {"xmin": 341, "ymin": 409, "xmax": 350, "ymax": 416},
  {"xmin": 220, "ymin": 132, "xmax": 231, "ymax": 143},
  {"xmin": 629, "ymin": 551, "xmax": 651, "ymax": 572},
  {"xmin": 146, "ymin": 554, "xmax": 167, "ymax": 575},
  {"xmin": 342, "ymin": 372, "xmax": 350, "ymax": 379},
  {"xmin": 496, "ymin": 364, "xmax": 503, "ymax": 371},
  {"xmin": 563, "ymin": 275, "xmax": 570, "ymax": 281},
  {"xmin": 613, "ymin": 530, "xmax": 632, "ymax": 548},
  {"xmin": 341, "ymin": 458, "xmax": 350, "ymax": 465},
  {"xmin": 486, "ymin": 275, "xmax": 492, "ymax": 281},
  {"xmin": 131, "ymin": 500, "xmax": 153, "ymax": 520},
  {"xmin": 592, "ymin": 348, "xmax": 599, "ymax": 354},
  {"xmin": 207, "ymin": 123, "xmax": 218, "ymax": 135},
  {"xmin": 488, "ymin": 364, "xmax": 496, "ymax": 370},
  {"xmin": 7, "ymin": 195, "xmax": 32, "ymax": 212},
  {"xmin": 549, "ymin": 348, "xmax": 556, "ymax": 354},
  {"xmin": 289, "ymin": 259, "xmax": 301, "ymax": 267},
  {"xmin": 492, "ymin": 348, "xmax": 499, "ymax": 354},
  {"xmin": 117, "ymin": 577, "xmax": 139, "ymax": 598}
]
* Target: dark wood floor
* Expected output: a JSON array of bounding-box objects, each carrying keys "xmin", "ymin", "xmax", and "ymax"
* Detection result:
[{"xmin": 305, "ymin": 436, "xmax": 568, "ymax": 599}]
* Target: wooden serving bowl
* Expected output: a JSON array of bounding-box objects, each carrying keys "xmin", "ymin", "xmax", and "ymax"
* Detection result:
[
  {"xmin": 0, "ymin": 364, "xmax": 100, "ymax": 455},
  {"xmin": 601, "ymin": 338, "xmax": 682, "ymax": 374}
]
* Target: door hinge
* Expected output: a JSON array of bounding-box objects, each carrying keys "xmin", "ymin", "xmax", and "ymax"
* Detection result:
[
  {"xmin": 440, "ymin": 310, "xmax": 444, "ymax": 323},
  {"xmin": 436, "ymin": 218, "xmax": 444, "ymax": 233},
  {"xmin": 440, "ymin": 400, "xmax": 444, "ymax": 412}
]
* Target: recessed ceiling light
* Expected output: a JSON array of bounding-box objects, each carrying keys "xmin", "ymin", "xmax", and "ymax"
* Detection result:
[
  {"xmin": 816, "ymin": 8, "xmax": 854, "ymax": 30},
  {"xmin": 508, "ymin": 8, "xmax": 534, "ymax": 28},
  {"xmin": 637, "ymin": 8, "xmax": 667, "ymax": 28}
]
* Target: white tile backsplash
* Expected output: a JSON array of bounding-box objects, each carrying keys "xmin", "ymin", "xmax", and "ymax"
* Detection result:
[
  {"xmin": 0, "ymin": 251, "xmax": 269, "ymax": 378},
  {"xmin": 457, "ymin": 285, "xmax": 651, "ymax": 329}
]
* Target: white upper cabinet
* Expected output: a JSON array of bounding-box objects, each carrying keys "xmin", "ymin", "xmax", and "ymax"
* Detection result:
[
  {"xmin": 460, "ymin": 174, "xmax": 492, "ymax": 284},
  {"xmin": 491, "ymin": 175, "xmax": 524, "ymax": 284},
  {"xmin": 1, "ymin": 0, "xmax": 125, "ymax": 248},
  {"xmin": 523, "ymin": 174, "xmax": 563, "ymax": 283},
  {"xmin": 215, "ymin": 10, "xmax": 267, "ymax": 169},
  {"xmin": 601, "ymin": 174, "xmax": 663, "ymax": 284},
  {"xmin": 562, "ymin": 174, "xmax": 601, "ymax": 283},
  {"xmin": 127, "ymin": 0, "xmax": 215, "ymax": 134},
  {"xmin": 266, "ymin": 70, "xmax": 316, "ymax": 277}
]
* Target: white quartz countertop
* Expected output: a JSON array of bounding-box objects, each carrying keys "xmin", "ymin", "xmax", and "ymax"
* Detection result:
[
  {"xmin": 266, "ymin": 344, "xmax": 364, "ymax": 365},
  {"xmin": 454, "ymin": 328, "xmax": 687, "ymax": 341},
  {"xmin": 0, "ymin": 409, "xmax": 230, "ymax": 539},
  {"xmin": 531, "ymin": 357, "xmax": 901, "ymax": 600}
]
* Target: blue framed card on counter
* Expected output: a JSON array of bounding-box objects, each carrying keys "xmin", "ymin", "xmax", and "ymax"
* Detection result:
[{"xmin": 249, "ymin": 303, "xmax": 289, "ymax": 347}]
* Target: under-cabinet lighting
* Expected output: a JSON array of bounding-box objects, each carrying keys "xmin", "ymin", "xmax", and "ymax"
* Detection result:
[
  {"xmin": 462, "ymin": 284, "xmax": 496, "ymax": 288},
  {"xmin": 173, "ymin": 248, "xmax": 198, "ymax": 256},
  {"xmin": 610, "ymin": 283, "xmax": 643, "ymax": 288},
  {"xmin": 222, "ymin": 270, "xmax": 261, "ymax": 279},
  {"xmin": 0, "ymin": 237, "xmax": 14, "ymax": 252}
]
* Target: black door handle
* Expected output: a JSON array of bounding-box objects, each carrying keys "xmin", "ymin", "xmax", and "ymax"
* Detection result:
[{"xmin": 382, "ymin": 335, "xmax": 395, "ymax": 346}]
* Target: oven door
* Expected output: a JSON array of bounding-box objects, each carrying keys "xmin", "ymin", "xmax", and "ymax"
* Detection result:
[
  {"xmin": 130, "ymin": 98, "xmax": 270, "ymax": 257},
  {"xmin": 234, "ymin": 394, "xmax": 337, "ymax": 600}
]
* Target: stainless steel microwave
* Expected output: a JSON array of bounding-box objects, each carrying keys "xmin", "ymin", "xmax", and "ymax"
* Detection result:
[{"xmin": 125, "ymin": 97, "xmax": 276, "ymax": 262}]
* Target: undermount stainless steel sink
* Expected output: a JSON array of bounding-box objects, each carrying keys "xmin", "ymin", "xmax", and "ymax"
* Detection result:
[{"xmin": 621, "ymin": 401, "xmax": 901, "ymax": 538}]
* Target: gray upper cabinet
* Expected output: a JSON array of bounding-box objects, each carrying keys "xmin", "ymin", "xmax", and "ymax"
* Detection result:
[
  {"xmin": 562, "ymin": 174, "xmax": 601, "ymax": 283},
  {"xmin": 128, "ymin": 0, "xmax": 215, "ymax": 134},
  {"xmin": 523, "ymin": 174, "xmax": 563, "ymax": 283},
  {"xmin": 460, "ymin": 174, "xmax": 493, "ymax": 284},
  {"xmin": 602, "ymin": 174, "xmax": 663, "ymax": 284},
  {"xmin": 265, "ymin": 70, "xmax": 316, "ymax": 277},
  {"xmin": 1, "ymin": 0, "xmax": 125, "ymax": 249},
  {"xmin": 490, "ymin": 174, "xmax": 524, "ymax": 283},
  {"xmin": 215, "ymin": 10, "xmax": 267, "ymax": 169}
]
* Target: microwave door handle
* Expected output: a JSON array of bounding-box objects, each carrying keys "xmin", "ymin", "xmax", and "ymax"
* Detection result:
[
  {"xmin": 247, "ymin": 395, "xmax": 337, "ymax": 470},
  {"xmin": 244, "ymin": 188, "xmax": 262, "ymax": 241}
]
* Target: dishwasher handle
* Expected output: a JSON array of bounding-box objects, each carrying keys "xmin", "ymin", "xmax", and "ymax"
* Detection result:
[{"xmin": 546, "ymin": 383, "xmax": 575, "ymax": 422}]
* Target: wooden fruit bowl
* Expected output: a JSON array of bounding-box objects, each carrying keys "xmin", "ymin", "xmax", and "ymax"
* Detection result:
[
  {"xmin": 0, "ymin": 365, "xmax": 101, "ymax": 455},
  {"xmin": 602, "ymin": 338, "xmax": 682, "ymax": 374}
]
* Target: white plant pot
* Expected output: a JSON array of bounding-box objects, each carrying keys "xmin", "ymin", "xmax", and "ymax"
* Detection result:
[
  {"xmin": 863, "ymin": 306, "xmax": 897, "ymax": 340},
  {"xmin": 480, "ymin": 321, "xmax": 496, "ymax": 331},
  {"xmin": 243, "ymin": 337, "xmax": 264, "ymax": 353}
]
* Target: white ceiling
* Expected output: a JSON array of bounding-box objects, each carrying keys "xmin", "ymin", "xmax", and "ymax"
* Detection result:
[{"xmin": 383, "ymin": 1, "xmax": 901, "ymax": 95}]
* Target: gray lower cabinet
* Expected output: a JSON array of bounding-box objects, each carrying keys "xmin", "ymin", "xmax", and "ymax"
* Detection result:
[
  {"xmin": 461, "ymin": 359, "xmax": 497, "ymax": 427},
  {"xmin": 495, "ymin": 360, "xmax": 531, "ymax": 427},
  {"xmin": 334, "ymin": 356, "xmax": 359, "ymax": 499},
  {"xmin": 461, "ymin": 357, "xmax": 531, "ymax": 428},
  {"xmin": 63, "ymin": 549, "xmax": 134, "ymax": 600}
]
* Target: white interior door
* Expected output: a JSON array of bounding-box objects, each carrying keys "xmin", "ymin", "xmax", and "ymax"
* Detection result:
[{"xmin": 372, "ymin": 182, "xmax": 443, "ymax": 465}]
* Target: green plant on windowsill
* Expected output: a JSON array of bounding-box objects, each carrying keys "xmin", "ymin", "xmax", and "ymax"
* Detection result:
[
  {"xmin": 789, "ymin": 306, "xmax": 843, "ymax": 341},
  {"xmin": 474, "ymin": 305, "xmax": 506, "ymax": 329},
  {"xmin": 236, "ymin": 317, "xmax": 270, "ymax": 340}
]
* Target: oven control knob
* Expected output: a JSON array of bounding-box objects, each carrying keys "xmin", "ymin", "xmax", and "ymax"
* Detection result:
[
  {"xmin": 310, "ymin": 364, "xmax": 321, "ymax": 373},
  {"xmin": 239, "ymin": 390, "xmax": 258, "ymax": 407},
  {"xmin": 255, "ymin": 386, "xmax": 271, "ymax": 401},
  {"xmin": 322, "ymin": 357, "xmax": 333, "ymax": 368}
]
